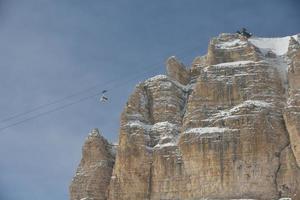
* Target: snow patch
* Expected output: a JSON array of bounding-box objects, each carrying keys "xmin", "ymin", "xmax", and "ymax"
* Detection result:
[
  {"xmin": 151, "ymin": 121, "xmax": 179, "ymax": 149},
  {"xmin": 145, "ymin": 74, "xmax": 193, "ymax": 92},
  {"xmin": 124, "ymin": 121, "xmax": 180, "ymax": 149},
  {"xmin": 88, "ymin": 128, "xmax": 101, "ymax": 137},
  {"xmin": 213, "ymin": 60, "xmax": 255, "ymax": 67},
  {"xmin": 154, "ymin": 141, "xmax": 177, "ymax": 148},
  {"xmin": 184, "ymin": 127, "xmax": 233, "ymax": 135},
  {"xmin": 151, "ymin": 121, "xmax": 178, "ymax": 132},
  {"xmin": 125, "ymin": 121, "xmax": 179, "ymax": 131},
  {"xmin": 249, "ymin": 35, "xmax": 298, "ymax": 55},
  {"xmin": 125, "ymin": 121, "xmax": 152, "ymax": 130},
  {"xmin": 146, "ymin": 74, "xmax": 168, "ymax": 82},
  {"xmin": 231, "ymin": 100, "xmax": 272, "ymax": 111},
  {"xmin": 248, "ymin": 34, "xmax": 299, "ymax": 88},
  {"xmin": 213, "ymin": 100, "xmax": 273, "ymax": 119},
  {"xmin": 215, "ymin": 39, "xmax": 248, "ymax": 49}
]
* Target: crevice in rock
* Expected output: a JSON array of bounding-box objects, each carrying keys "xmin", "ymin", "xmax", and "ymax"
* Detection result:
[
  {"xmin": 274, "ymin": 142, "xmax": 290, "ymax": 199},
  {"xmin": 219, "ymin": 132, "xmax": 225, "ymax": 186},
  {"xmin": 180, "ymin": 85, "xmax": 193, "ymax": 125},
  {"xmin": 282, "ymin": 109, "xmax": 300, "ymax": 171},
  {"xmin": 143, "ymin": 84, "xmax": 154, "ymax": 125},
  {"xmin": 275, "ymin": 116, "xmax": 292, "ymax": 198},
  {"xmin": 146, "ymin": 161, "xmax": 153, "ymax": 200}
]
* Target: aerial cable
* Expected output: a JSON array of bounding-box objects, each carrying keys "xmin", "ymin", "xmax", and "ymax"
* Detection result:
[
  {"xmin": 0, "ymin": 62, "xmax": 163, "ymax": 132},
  {"xmin": 0, "ymin": 45, "xmax": 200, "ymax": 132},
  {"xmin": 0, "ymin": 44, "xmax": 199, "ymax": 124}
]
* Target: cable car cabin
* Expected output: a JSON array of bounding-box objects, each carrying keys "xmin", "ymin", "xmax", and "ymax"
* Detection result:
[{"xmin": 100, "ymin": 95, "xmax": 108, "ymax": 102}]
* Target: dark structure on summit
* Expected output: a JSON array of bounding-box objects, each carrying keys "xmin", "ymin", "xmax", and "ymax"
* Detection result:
[{"xmin": 236, "ymin": 28, "xmax": 252, "ymax": 38}]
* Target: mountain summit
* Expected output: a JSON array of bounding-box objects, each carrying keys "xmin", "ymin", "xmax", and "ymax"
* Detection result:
[{"xmin": 70, "ymin": 33, "xmax": 300, "ymax": 200}]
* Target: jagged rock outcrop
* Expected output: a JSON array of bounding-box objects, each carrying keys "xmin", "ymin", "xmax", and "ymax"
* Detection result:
[
  {"xmin": 206, "ymin": 33, "xmax": 261, "ymax": 65},
  {"xmin": 70, "ymin": 33, "xmax": 300, "ymax": 200},
  {"xmin": 70, "ymin": 129, "xmax": 115, "ymax": 200},
  {"xmin": 166, "ymin": 56, "xmax": 190, "ymax": 85}
]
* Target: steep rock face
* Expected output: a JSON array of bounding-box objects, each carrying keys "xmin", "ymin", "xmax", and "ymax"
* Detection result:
[
  {"xmin": 71, "ymin": 33, "xmax": 300, "ymax": 200},
  {"xmin": 107, "ymin": 72, "xmax": 188, "ymax": 199},
  {"xmin": 284, "ymin": 44, "xmax": 300, "ymax": 168},
  {"xmin": 154, "ymin": 35, "xmax": 289, "ymax": 199},
  {"xmin": 277, "ymin": 145, "xmax": 300, "ymax": 198},
  {"xmin": 206, "ymin": 33, "xmax": 261, "ymax": 65},
  {"xmin": 70, "ymin": 129, "xmax": 115, "ymax": 200},
  {"xmin": 166, "ymin": 56, "xmax": 190, "ymax": 85},
  {"xmin": 190, "ymin": 55, "xmax": 207, "ymax": 81}
]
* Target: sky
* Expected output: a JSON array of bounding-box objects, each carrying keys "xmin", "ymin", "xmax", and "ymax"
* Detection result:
[{"xmin": 0, "ymin": 0, "xmax": 299, "ymax": 199}]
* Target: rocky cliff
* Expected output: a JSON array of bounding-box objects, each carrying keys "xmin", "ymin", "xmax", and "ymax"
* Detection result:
[
  {"xmin": 70, "ymin": 33, "xmax": 300, "ymax": 200},
  {"xmin": 70, "ymin": 129, "xmax": 115, "ymax": 200}
]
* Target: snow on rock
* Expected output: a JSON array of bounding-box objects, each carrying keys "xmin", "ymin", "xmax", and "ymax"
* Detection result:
[
  {"xmin": 213, "ymin": 100, "xmax": 273, "ymax": 118},
  {"xmin": 124, "ymin": 120, "xmax": 179, "ymax": 139},
  {"xmin": 125, "ymin": 121, "xmax": 179, "ymax": 135},
  {"xmin": 145, "ymin": 74, "xmax": 193, "ymax": 92},
  {"xmin": 200, "ymin": 100, "xmax": 274, "ymax": 124},
  {"xmin": 249, "ymin": 35, "xmax": 298, "ymax": 56},
  {"xmin": 146, "ymin": 74, "xmax": 168, "ymax": 82},
  {"xmin": 125, "ymin": 121, "xmax": 179, "ymax": 148},
  {"xmin": 151, "ymin": 121, "xmax": 179, "ymax": 132},
  {"xmin": 215, "ymin": 39, "xmax": 248, "ymax": 49},
  {"xmin": 124, "ymin": 120, "xmax": 152, "ymax": 130},
  {"xmin": 153, "ymin": 141, "xmax": 177, "ymax": 149},
  {"xmin": 151, "ymin": 121, "xmax": 180, "ymax": 149},
  {"xmin": 184, "ymin": 127, "xmax": 234, "ymax": 135},
  {"xmin": 213, "ymin": 60, "xmax": 255, "ymax": 67},
  {"xmin": 88, "ymin": 128, "xmax": 101, "ymax": 137},
  {"xmin": 123, "ymin": 120, "xmax": 180, "ymax": 149},
  {"xmin": 230, "ymin": 100, "xmax": 272, "ymax": 110},
  {"xmin": 247, "ymin": 35, "xmax": 300, "ymax": 87}
]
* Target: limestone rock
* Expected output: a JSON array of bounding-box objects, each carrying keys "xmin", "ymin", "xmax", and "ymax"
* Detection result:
[
  {"xmin": 107, "ymin": 74, "xmax": 187, "ymax": 199},
  {"xmin": 166, "ymin": 56, "xmax": 190, "ymax": 85},
  {"xmin": 277, "ymin": 145, "xmax": 300, "ymax": 199},
  {"xmin": 285, "ymin": 48, "xmax": 300, "ymax": 168},
  {"xmin": 70, "ymin": 129, "xmax": 115, "ymax": 200},
  {"xmin": 190, "ymin": 55, "xmax": 207, "ymax": 82},
  {"xmin": 70, "ymin": 33, "xmax": 300, "ymax": 200},
  {"xmin": 206, "ymin": 33, "xmax": 261, "ymax": 65}
]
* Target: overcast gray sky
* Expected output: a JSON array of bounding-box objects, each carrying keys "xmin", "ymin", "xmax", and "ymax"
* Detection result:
[{"xmin": 0, "ymin": 0, "xmax": 299, "ymax": 199}]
